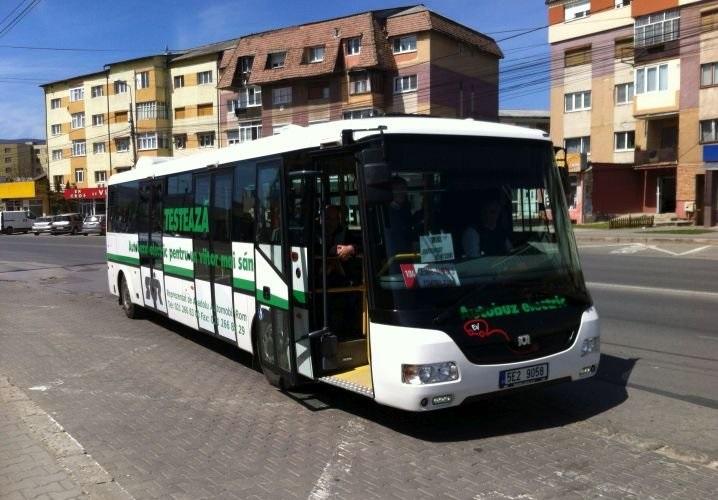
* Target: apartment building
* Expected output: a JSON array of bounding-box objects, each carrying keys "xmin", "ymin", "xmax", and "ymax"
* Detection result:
[
  {"xmin": 547, "ymin": 0, "xmax": 718, "ymax": 226},
  {"xmin": 217, "ymin": 6, "xmax": 502, "ymax": 137},
  {"xmin": 41, "ymin": 5, "xmax": 501, "ymax": 215},
  {"xmin": 0, "ymin": 139, "xmax": 46, "ymax": 181}
]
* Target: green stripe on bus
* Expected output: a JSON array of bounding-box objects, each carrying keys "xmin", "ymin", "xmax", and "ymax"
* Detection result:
[
  {"xmin": 255, "ymin": 290, "xmax": 289, "ymax": 310},
  {"xmin": 293, "ymin": 290, "xmax": 307, "ymax": 303},
  {"xmin": 164, "ymin": 264, "xmax": 194, "ymax": 279},
  {"xmin": 233, "ymin": 277, "xmax": 254, "ymax": 292},
  {"xmin": 107, "ymin": 253, "xmax": 140, "ymax": 266}
]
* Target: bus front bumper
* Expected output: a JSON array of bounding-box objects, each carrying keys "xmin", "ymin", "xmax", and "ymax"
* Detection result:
[{"xmin": 370, "ymin": 307, "xmax": 600, "ymax": 412}]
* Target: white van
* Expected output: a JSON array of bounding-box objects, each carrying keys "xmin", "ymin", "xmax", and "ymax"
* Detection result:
[{"xmin": 0, "ymin": 210, "xmax": 35, "ymax": 234}]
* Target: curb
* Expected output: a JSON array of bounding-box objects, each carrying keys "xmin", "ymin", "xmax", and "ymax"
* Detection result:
[{"xmin": 575, "ymin": 236, "xmax": 718, "ymax": 245}]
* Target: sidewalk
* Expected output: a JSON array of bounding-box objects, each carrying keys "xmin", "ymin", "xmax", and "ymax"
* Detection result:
[
  {"xmin": 573, "ymin": 226, "xmax": 718, "ymax": 245},
  {"xmin": 0, "ymin": 377, "xmax": 131, "ymax": 500}
]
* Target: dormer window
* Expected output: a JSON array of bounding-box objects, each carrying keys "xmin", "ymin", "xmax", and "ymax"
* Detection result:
[
  {"xmin": 307, "ymin": 46, "xmax": 325, "ymax": 63},
  {"xmin": 267, "ymin": 52, "xmax": 286, "ymax": 69},
  {"xmin": 346, "ymin": 37, "xmax": 361, "ymax": 55},
  {"xmin": 239, "ymin": 56, "xmax": 254, "ymax": 74},
  {"xmin": 392, "ymin": 35, "xmax": 417, "ymax": 54}
]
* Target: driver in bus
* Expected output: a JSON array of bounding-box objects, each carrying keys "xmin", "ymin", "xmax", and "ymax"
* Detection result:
[{"xmin": 461, "ymin": 192, "xmax": 512, "ymax": 257}]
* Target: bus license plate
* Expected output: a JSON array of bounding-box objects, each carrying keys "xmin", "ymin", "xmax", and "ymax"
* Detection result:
[{"xmin": 499, "ymin": 363, "xmax": 549, "ymax": 389}]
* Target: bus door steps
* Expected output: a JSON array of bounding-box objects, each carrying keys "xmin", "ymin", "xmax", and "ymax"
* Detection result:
[{"xmin": 318, "ymin": 365, "xmax": 374, "ymax": 398}]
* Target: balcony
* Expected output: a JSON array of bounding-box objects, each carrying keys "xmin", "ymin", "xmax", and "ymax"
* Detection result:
[{"xmin": 634, "ymin": 147, "xmax": 677, "ymax": 166}]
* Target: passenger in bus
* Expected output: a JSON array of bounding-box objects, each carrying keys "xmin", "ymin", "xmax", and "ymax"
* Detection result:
[
  {"xmin": 324, "ymin": 205, "xmax": 361, "ymax": 286},
  {"xmin": 461, "ymin": 193, "xmax": 512, "ymax": 257},
  {"xmin": 385, "ymin": 176, "xmax": 415, "ymax": 258}
]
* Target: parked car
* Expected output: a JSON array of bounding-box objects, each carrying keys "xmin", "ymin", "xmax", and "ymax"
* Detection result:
[
  {"xmin": 32, "ymin": 215, "xmax": 56, "ymax": 235},
  {"xmin": 81, "ymin": 214, "xmax": 106, "ymax": 235},
  {"xmin": 0, "ymin": 210, "xmax": 35, "ymax": 234},
  {"xmin": 50, "ymin": 213, "xmax": 83, "ymax": 235}
]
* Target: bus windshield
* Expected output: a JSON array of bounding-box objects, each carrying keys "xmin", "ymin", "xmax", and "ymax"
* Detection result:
[{"xmin": 363, "ymin": 135, "xmax": 589, "ymax": 314}]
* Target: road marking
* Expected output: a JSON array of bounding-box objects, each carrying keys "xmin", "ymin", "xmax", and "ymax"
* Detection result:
[
  {"xmin": 308, "ymin": 418, "xmax": 364, "ymax": 500},
  {"xmin": 698, "ymin": 335, "xmax": 718, "ymax": 342},
  {"xmin": 610, "ymin": 244, "xmax": 646, "ymax": 255},
  {"xmin": 587, "ymin": 281, "xmax": 718, "ymax": 300},
  {"xmin": 578, "ymin": 244, "xmax": 634, "ymax": 248}
]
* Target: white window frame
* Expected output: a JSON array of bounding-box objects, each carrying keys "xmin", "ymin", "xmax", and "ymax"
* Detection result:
[
  {"xmin": 635, "ymin": 9, "xmax": 679, "ymax": 47},
  {"xmin": 91, "ymin": 114, "xmax": 104, "ymax": 126},
  {"xmin": 51, "ymin": 149, "xmax": 62, "ymax": 161},
  {"xmin": 174, "ymin": 135, "xmax": 187, "ymax": 150},
  {"xmin": 137, "ymin": 132, "xmax": 158, "ymax": 150},
  {"xmin": 91, "ymin": 85, "xmax": 104, "ymax": 98},
  {"xmin": 272, "ymin": 86, "xmax": 292, "ymax": 106},
  {"xmin": 700, "ymin": 119, "xmax": 718, "ymax": 144},
  {"xmin": 238, "ymin": 86, "xmax": 262, "ymax": 108},
  {"xmin": 74, "ymin": 169, "xmax": 84, "ymax": 183},
  {"xmin": 69, "ymin": 86, "xmax": 84, "ymax": 102},
  {"xmin": 95, "ymin": 170, "xmax": 107, "ymax": 183},
  {"xmin": 700, "ymin": 62, "xmax": 718, "ymax": 87},
  {"xmin": 565, "ymin": 136, "xmax": 591, "ymax": 154},
  {"xmin": 239, "ymin": 56, "xmax": 253, "ymax": 74},
  {"xmin": 239, "ymin": 120, "xmax": 262, "ymax": 142},
  {"xmin": 227, "ymin": 129, "xmax": 240, "ymax": 145},
  {"xmin": 50, "ymin": 124, "xmax": 62, "ymax": 136},
  {"xmin": 114, "ymin": 80, "xmax": 128, "ymax": 94},
  {"xmin": 565, "ymin": 0, "xmax": 590, "ymax": 21},
  {"xmin": 268, "ymin": 52, "xmax": 286, "ymax": 68},
  {"xmin": 93, "ymin": 142, "xmax": 106, "ymax": 154},
  {"xmin": 350, "ymin": 74, "xmax": 371, "ymax": 94},
  {"xmin": 615, "ymin": 83, "xmax": 634, "ymax": 105},
  {"xmin": 615, "ymin": 0, "xmax": 631, "ymax": 8},
  {"xmin": 393, "ymin": 74, "xmax": 417, "ymax": 94},
  {"xmin": 635, "ymin": 64, "xmax": 668, "ymax": 94},
  {"xmin": 393, "ymin": 35, "xmax": 417, "ymax": 54},
  {"xmin": 136, "ymin": 101, "xmax": 166, "ymax": 120},
  {"xmin": 71, "ymin": 112, "xmax": 85, "ymax": 129},
  {"xmin": 173, "ymin": 75, "xmax": 184, "ymax": 89},
  {"xmin": 307, "ymin": 46, "xmax": 325, "ymax": 63},
  {"xmin": 198, "ymin": 132, "xmax": 215, "ymax": 148},
  {"xmin": 342, "ymin": 108, "xmax": 380, "ymax": 120},
  {"xmin": 115, "ymin": 138, "xmax": 130, "ymax": 153},
  {"xmin": 564, "ymin": 91, "xmax": 591, "ymax": 112},
  {"xmin": 135, "ymin": 71, "xmax": 150, "ymax": 89},
  {"xmin": 71, "ymin": 140, "xmax": 86, "ymax": 157},
  {"xmin": 197, "ymin": 71, "xmax": 213, "ymax": 85},
  {"xmin": 346, "ymin": 37, "xmax": 361, "ymax": 55},
  {"xmin": 614, "ymin": 131, "xmax": 635, "ymax": 151},
  {"xmin": 50, "ymin": 98, "xmax": 61, "ymax": 109}
]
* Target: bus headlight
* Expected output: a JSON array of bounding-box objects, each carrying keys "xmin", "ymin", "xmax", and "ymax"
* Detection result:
[
  {"xmin": 581, "ymin": 336, "xmax": 600, "ymax": 356},
  {"xmin": 402, "ymin": 362, "xmax": 459, "ymax": 385}
]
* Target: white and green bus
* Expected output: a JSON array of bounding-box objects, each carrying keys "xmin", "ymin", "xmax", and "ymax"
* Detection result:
[{"xmin": 106, "ymin": 117, "xmax": 600, "ymax": 411}]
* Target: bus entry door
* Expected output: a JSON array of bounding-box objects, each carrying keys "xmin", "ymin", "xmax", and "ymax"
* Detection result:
[{"xmin": 138, "ymin": 179, "xmax": 167, "ymax": 313}]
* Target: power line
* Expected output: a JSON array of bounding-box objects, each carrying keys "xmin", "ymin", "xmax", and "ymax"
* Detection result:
[{"xmin": 0, "ymin": 0, "xmax": 41, "ymax": 39}]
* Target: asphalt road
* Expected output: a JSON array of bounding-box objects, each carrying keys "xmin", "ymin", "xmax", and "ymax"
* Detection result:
[{"xmin": 0, "ymin": 234, "xmax": 716, "ymax": 498}]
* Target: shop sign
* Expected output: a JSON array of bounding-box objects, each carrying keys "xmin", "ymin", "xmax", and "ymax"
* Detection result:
[{"xmin": 63, "ymin": 187, "xmax": 107, "ymax": 200}]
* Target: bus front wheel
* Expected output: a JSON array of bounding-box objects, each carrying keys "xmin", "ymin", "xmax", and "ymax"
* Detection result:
[
  {"xmin": 119, "ymin": 275, "xmax": 141, "ymax": 319},
  {"xmin": 255, "ymin": 322, "xmax": 282, "ymax": 388}
]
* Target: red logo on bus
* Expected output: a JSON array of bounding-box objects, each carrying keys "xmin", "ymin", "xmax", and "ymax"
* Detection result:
[{"xmin": 463, "ymin": 319, "xmax": 510, "ymax": 342}]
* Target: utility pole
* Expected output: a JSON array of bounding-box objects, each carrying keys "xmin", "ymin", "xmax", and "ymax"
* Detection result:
[{"xmin": 128, "ymin": 93, "xmax": 138, "ymax": 167}]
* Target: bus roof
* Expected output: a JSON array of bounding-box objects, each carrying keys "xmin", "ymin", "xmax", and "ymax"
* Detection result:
[{"xmin": 108, "ymin": 117, "xmax": 550, "ymax": 185}]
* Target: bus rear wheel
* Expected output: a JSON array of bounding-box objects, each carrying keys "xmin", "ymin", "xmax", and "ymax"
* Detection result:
[{"xmin": 119, "ymin": 275, "xmax": 140, "ymax": 319}]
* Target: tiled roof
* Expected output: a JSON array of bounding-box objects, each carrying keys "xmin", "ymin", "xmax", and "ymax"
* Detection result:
[{"xmin": 171, "ymin": 38, "xmax": 239, "ymax": 63}]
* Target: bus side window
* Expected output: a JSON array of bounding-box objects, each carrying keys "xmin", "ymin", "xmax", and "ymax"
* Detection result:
[{"xmin": 233, "ymin": 163, "xmax": 255, "ymax": 243}]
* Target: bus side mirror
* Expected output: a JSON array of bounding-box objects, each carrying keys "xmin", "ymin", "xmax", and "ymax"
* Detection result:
[{"xmin": 363, "ymin": 162, "xmax": 392, "ymax": 204}]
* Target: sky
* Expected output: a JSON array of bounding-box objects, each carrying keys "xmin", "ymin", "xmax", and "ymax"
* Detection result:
[{"xmin": 0, "ymin": 0, "xmax": 550, "ymax": 140}]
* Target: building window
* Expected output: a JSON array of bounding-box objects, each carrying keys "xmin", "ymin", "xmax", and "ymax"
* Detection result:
[
  {"xmin": 615, "ymin": 0, "xmax": 631, "ymax": 8},
  {"xmin": 238, "ymin": 86, "xmax": 262, "ymax": 108},
  {"xmin": 239, "ymin": 121, "xmax": 262, "ymax": 142},
  {"xmin": 115, "ymin": 138, "xmax": 130, "ymax": 153},
  {"xmin": 92, "ymin": 114, "xmax": 104, "ymax": 126},
  {"xmin": 50, "ymin": 124, "xmax": 62, "ymax": 136},
  {"xmin": 198, "ymin": 132, "xmax": 215, "ymax": 148},
  {"xmin": 565, "ymin": 0, "xmax": 590, "ymax": 21},
  {"xmin": 74, "ymin": 169, "xmax": 84, "ymax": 183},
  {"xmin": 350, "ymin": 73, "xmax": 371, "ymax": 94},
  {"xmin": 114, "ymin": 111, "xmax": 128, "ymax": 123},
  {"xmin": 71, "ymin": 112, "xmax": 85, "ymax": 129},
  {"xmin": 392, "ymin": 35, "xmax": 417, "ymax": 54},
  {"xmin": 394, "ymin": 75, "xmax": 417, "ymax": 94},
  {"xmin": 4, "ymin": 157, "xmax": 11, "ymax": 163},
  {"xmin": 239, "ymin": 56, "xmax": 254, "ymax": 74},
  {"xmin": 72, "ymin": 140, "xmax": 86, "ymax": 157},
  {"xmin": 91, "ymin": 85, "xmax": 104, "ymax": 98},
  {"xmin": 227, "ymin": 129, "xmax": 240, "ymax": 145},
  {"xmin": 308, "ymin": 84, "xmax": 330, "ymax": 100},
  {"xmin": 343, "ymin": 108, "xmax": 380, "ymax": 120},
  {"xmin": 197, "ymin": 70, "xmax": 213, "ymax": 85},
  {"xmin": 136, "ymin": 101, "xmax": 167, "ymax": 120},
  {"xmin": 174, "ymin": 134, "xmax": 186, "ymax": 149},
  {"xmin": 635, "ymin": 9, "xmax": 679, "ymax": 48},
  {"xmin": 197, "ymin": 103, "xmax": 213, "ymax": 117},
  {"xmin": 51, "ymin": 149, "xmax": 62, "ymax": 160},
  {"xmin": 307, "ymin": 45, "xmax": 325, "ymax": 63},
  {"xmin": 173, "ymin": 75, "xmax": 184, "ymax": 88},
  {"xmin": 50, "ymin": 98, "xmax": 61, "ymax": 109},
  {"xmin": 53, "ymin": 175, "xmax": 64, "ymax": 190},
  {"xmin": 227, "ymin": 99, "xmax": 239, "ymax": 113},
  {"xmin": 564, "ymin": 46, "xmax": 591, "ymax": 67},
  {"xmin": 95, "ymin": 171, "xmax": 107, "ymax": 183},
  {"xmin": 700, "ymin": 62, "xmax": 718, "ymax": 87},
  {"xmin": 614, "ymin": 37, "xmax": 633, "ymax": 60},
  {"xmin": 565, "ymin": 136, "xmax": 590, "ymax": 154},
  {"xmin": 702, "ymin": 9, "xmax": 718, "ymax": 32},
  {"xmin": 615, "ymin": 83, "xmax": 634, "ymax": 105},
  {"xmin": 615, "ymin": 131, "xmax": 635, "ymax": 151},
  {"xmin": 346, "ymin": 37, "xmax": 361, "ymax": 55},
  {"xmin": 114, "ymin": 80, "xmax": 128, "ymax": 94},
  {"xmin": 174, "ymin": 107, "xmax": 186, "ymax": 119},
  {"xmin": 93, "ymin": 142, "xmax": 106, "ymax": 154},
  {"xmin": 69, "ymin": 86, "xmax": 84, "ymax": 102},
  {"xmin": 138, "ymin": 132, "xmax": 158, "ymax": 150},
  {"xmin": 700, "ymin": 119, "xmax": 718, "ymax": 144},
  {"xmin": 272, "ymin": 86, "xmax": 292, "ymax": 106},
  {"xmin": 564, "ymin": 91, "xmax": 591, "ymax": 112},
  {"xmin": 135, "ymin": 71, "xmax": 150, "ymax": 89},
  {"xmin": 267, "ymin": 52, "xmax": 286, "ymax": 68},
  {"xmin": 635, "ymin": 64, "xmax": 668, "ymax": 94}
]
